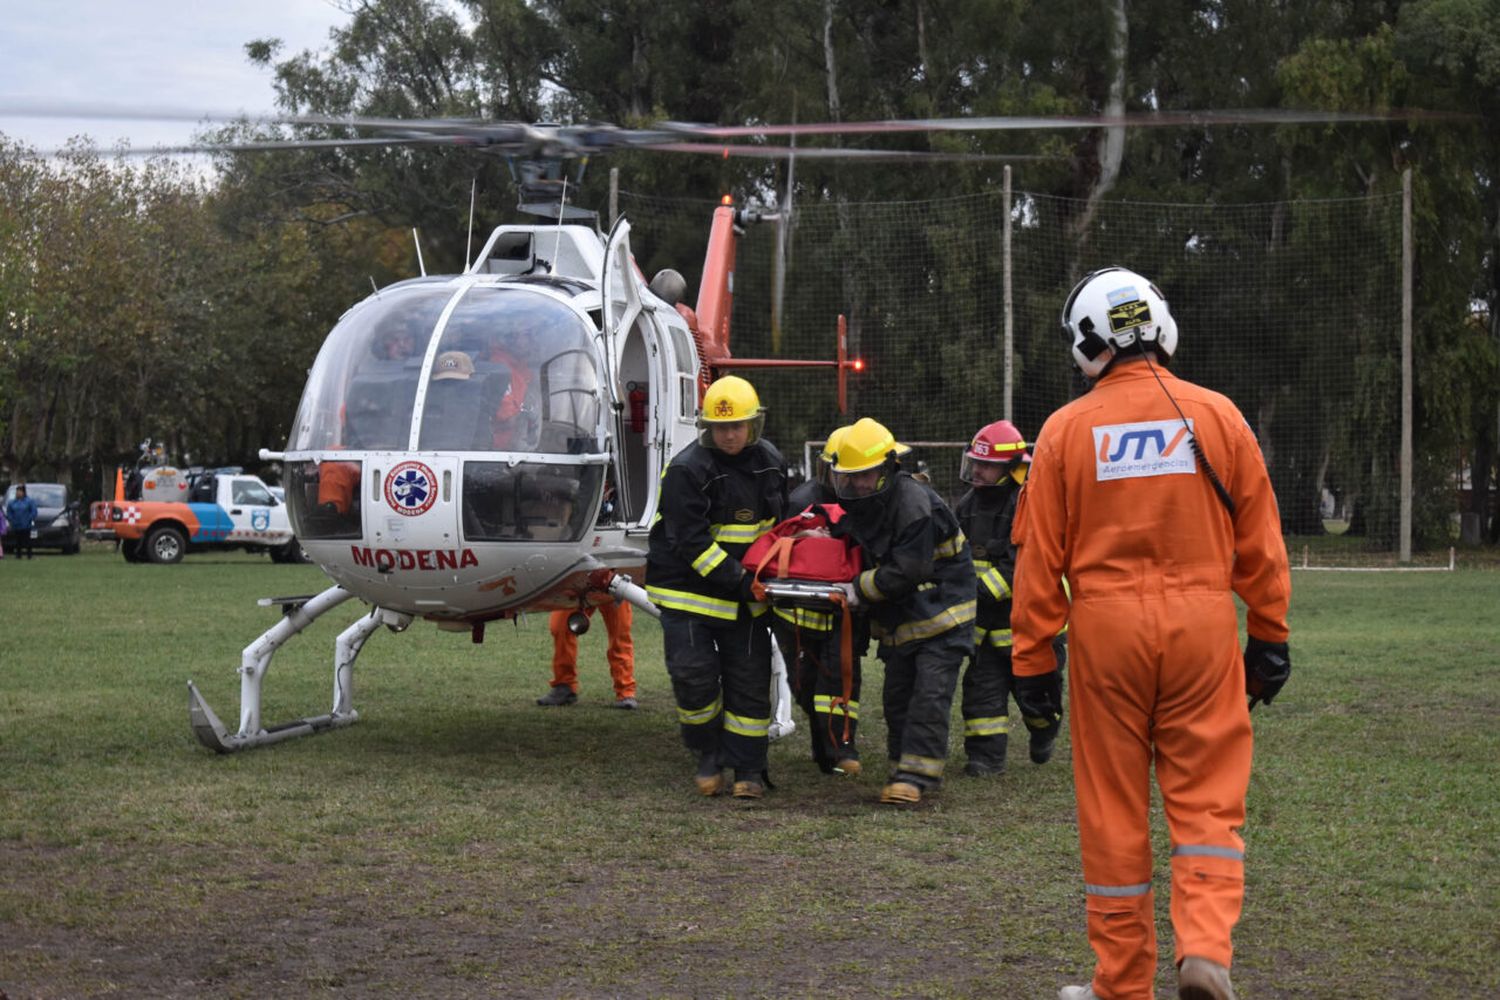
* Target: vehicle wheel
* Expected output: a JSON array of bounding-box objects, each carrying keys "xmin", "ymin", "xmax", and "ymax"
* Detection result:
[
  {"xmin": 272, "ymin": 539, "xmax": 311, "ymax": 564},
  {"xmin": 121, "ymin": 539, "xmax": 146, "ymax": 563},
  {"xmin": 145, "ymin": 525, "xmax": 186, "ymax": 564}
]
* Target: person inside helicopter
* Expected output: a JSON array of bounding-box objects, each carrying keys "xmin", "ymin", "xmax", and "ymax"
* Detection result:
[
  {"xmin": 480, "ymin": 314, "xmax": 544, "ymax": 452},
  {"xmin": 419, "ymin": 350, "xmax": 504, "ymax": 451}
]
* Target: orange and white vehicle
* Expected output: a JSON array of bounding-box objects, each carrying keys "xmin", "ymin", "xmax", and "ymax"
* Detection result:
[{"xmin": 88, "ymin": 465, "xmax": 302, "ymax": 565}]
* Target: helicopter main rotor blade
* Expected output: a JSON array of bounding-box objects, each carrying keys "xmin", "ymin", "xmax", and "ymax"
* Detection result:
[
  {"xmin": 661, "ymin": 107, "xmax": 1469, "ymax": 139},
  {"xmin": 651, "ymin": 142, "xmax": 1056, "ymax": 162}
]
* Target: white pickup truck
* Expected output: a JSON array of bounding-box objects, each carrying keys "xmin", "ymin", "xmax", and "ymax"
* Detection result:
[{"xmin": 89, "ymin": 466, "xmax": 305, "ymax": 564}]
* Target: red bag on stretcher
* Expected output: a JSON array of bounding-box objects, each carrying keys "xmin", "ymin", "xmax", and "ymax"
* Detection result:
[{"xmin": 741, "ymin": 503, "xmax": 862, "ymax": 584}]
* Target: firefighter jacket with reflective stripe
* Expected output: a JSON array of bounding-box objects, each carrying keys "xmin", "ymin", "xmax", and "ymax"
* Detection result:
[
  {"xmin": 837, "ymin": 474, "xmax": 976, "ymax": 646},
  {"xmin": 1010, "ymin": 362, "xmax": 1290, "ymax": 678},
  {"xmin": 955, "ymin": 482, "xmax": 1020, "ymax": 632},
  {"xmin": 646, "ymin": 439, "xmax": 787, "ymax": 620}
]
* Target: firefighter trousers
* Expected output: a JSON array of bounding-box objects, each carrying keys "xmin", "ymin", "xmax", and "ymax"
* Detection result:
[
  {"xmin": 961, "ymin": 642, "xmax": 1013, "ymax": 770},
  {"xmin": 781, "ymin": 624, "xmax": 861, "ymax": 770},
  {"xmin": 548, "ymin": 602, "xmax": 636, "ymax": 699},
  {"xmin": 964, "ymin": 635, "xmax": 1071, "ymax": 768},
  {"xmin": 660, "ymin": 608, "xmax": 772, "ymax": 776},
  {"xmin": 1070, "ymin": 592, "xmax": 1251, "ymax": 1000},
  {"xmin": 879, "ymin": 629, "xmax": 967, "ymax": 789}
]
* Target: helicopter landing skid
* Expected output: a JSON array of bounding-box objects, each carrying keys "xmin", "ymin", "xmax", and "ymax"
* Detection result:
[{"xmin": 189, "ymin": 585, "xmax": 405, "ymax": 753}]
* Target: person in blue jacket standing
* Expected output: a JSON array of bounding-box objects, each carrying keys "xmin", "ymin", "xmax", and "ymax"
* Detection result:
[{"xmin": 5, "ymin": 484, "xmax": 39, "ymax": 560}]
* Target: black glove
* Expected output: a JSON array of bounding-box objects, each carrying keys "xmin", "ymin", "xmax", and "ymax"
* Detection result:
[
  {"xmin": 1013, "ymin": 671, "xmax": 1063, "ymax": 731},
  {"xmin": 1244, "ymin": 637, "xmax": 1291, "ymax": 709},
  {"xmin": 737, "ymin": 573, "xmax": 761, "ymax": 604}
]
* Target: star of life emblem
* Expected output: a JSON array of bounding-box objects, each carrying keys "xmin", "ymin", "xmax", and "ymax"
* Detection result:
[{"xmin": 384, "ymin": 461, "xmax": 438, "ymax": 517}]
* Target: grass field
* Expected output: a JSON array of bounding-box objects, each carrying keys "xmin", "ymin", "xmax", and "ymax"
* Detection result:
[{"xmin": 1, "ymin": 544, "xmax": 1496, "ymax": 998}]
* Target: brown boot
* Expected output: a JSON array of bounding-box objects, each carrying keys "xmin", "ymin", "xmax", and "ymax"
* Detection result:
[
  {"xmin": 833, "ymin": 758, "xmax": 862, "ymax": 777},
  {"xmin": 694, "ymin": 752, "xmax": 723, "ymax": 796},
  {"xmin": 731, "ymin": 780, "xmax": 765, "ymax": 799},
  {"xmin": 1178, "ymin": 957, "xmax": 1236, "ymax": 1000},
  {"xmin": 879, "ymin": 781, "xmax": 922, "ymax": 804}
]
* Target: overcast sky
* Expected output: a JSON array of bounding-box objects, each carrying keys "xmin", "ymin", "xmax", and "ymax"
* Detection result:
[{"xmin": 0, "ymin": 1, "xmax": 357, "ymax": 156}]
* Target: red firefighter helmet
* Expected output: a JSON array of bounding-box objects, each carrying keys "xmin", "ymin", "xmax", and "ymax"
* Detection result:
[{"xmin": 960, "ymin": 419, "xmax": 1031, "ymax": 486}]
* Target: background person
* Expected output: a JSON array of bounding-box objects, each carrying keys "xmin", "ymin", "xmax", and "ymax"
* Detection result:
[
  {"xmin": 486, "ymin": 318, "xmax": 543, "ymax": 451},
  {"xmin": 538, "ymin": 602, "xmax": 638, "ymax": 709},
  {"xmin": 953, "ymin": 418, "xmax": 1068, "ymax": 775},
  {"xmin": 5, "ymin": 484, "xmax": 39, "ymax": 560},
  {"xmin": 645, "ymin": 375, "xmax": 786, "ymax": 800},
  {"xmin": 1010, "ymin": 267, "xmax": 1291, "ymax": 1000}
]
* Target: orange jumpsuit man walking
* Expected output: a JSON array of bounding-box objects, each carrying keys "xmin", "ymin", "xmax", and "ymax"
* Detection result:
[{"xmin": 1011, "ymin": 267, "xmax": 1291, "ymax": 1000}]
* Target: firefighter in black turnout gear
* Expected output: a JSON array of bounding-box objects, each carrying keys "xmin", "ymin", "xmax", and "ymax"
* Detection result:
[
  {"xmin": 646, "ymin": 376, "xmax": 787, "ymax": 799},
  {"xmin": 954, "ymin": 419, "xmax": 1069, "ymax": 774},
  {"xmin": 831, "ymin": 418, "xmax": 976, "ymax": 805},
  {"xmin": 773, "ymin": 426, "xmax": 867, "ymax": 776}
]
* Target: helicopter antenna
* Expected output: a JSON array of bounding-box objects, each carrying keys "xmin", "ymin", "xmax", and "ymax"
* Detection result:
[
  {"xmin": 550, "ymin": 173, "xmax": 570, "ymax": 275},
  {"xmin": 369, "ymin": 276, "xmax": 378, "ymax": 294},
  {"xmin": 466, "ymin": 176, "xmax": 477, "ymax": 270},
  {"xmin": 412, "ymin": 228, "xmax": 427, "ymax": 277}
]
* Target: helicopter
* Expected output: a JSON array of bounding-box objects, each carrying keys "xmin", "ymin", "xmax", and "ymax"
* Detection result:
[
  {"xmin": 181, "ymin": 123, "xmax": 887, "ymax": 753},
  {"xmin": 4, "ymin": 100, "xmax": 1441, "ymax": 752}
]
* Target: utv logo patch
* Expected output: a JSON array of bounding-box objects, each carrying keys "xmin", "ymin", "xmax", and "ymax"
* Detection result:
[
  {"xmin": 1093, "ymin": 419, "xmax": 1196, "ymax": 481},
  {"xmin": 384, "ymin": 461, "xmax": 437, "ymax": 516}
]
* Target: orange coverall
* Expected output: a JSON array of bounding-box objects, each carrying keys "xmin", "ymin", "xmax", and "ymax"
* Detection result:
[
  {"xmin": 1011, "ymin": 359, "xmax": 1290, "ymax": 999},
  {"xmin": 547, "ymin": 602, "xmax": 637, "ymax": 700}
]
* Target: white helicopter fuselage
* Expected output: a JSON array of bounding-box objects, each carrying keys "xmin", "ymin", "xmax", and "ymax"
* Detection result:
[{"xmin": 278, "ymin": 220, "xmax": 702, "ymax": 623}]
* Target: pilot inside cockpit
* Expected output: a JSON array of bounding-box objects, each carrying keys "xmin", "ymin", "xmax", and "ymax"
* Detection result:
[{"xmin": 418, "ymin": 350, "xmax": 500, "ymax": 451}]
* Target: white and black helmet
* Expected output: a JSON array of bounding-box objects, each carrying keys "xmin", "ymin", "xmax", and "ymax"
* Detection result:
[{"xmin": 1060, "ymin": 267, "xmax": 1178, "ymax": 378}]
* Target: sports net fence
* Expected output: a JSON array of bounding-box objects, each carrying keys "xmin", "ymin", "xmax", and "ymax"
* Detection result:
[{"xmin": 620, "ymin": 186, "xmax": 1406, "ymax": 554}]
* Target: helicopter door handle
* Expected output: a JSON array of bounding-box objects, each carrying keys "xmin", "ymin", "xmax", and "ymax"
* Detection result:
[{"xmin": 230, "ymin": 508, "xmax": 243, "ymax": 515}]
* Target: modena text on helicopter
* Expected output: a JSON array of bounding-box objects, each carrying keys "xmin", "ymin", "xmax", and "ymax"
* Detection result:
[{"xmin": 187, "ymin": 198, "xmax": 860, "ymax": 753}]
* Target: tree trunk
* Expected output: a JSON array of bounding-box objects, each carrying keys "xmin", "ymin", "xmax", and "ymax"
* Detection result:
[{"xmin": 1071, "ymin": 0, "xmax": 1127, "ymax": 242}]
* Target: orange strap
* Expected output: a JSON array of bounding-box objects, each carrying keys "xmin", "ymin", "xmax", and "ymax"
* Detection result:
[{"xmin": 825, "ymin": 591, "xmax": 855, "ymax": 746}]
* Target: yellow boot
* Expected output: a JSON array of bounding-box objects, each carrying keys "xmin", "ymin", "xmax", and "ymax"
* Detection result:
[{"xmin": 879, "ymin": 781, "xmax": 922, "ymax": 804}]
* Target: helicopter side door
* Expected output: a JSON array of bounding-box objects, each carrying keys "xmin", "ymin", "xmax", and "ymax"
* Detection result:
[{"xmin": 601, "ymin": 220, "xmax": 668, "ymax": 527}]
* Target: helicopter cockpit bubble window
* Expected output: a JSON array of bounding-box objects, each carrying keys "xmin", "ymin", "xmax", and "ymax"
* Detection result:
[
  {"xmin": 289, "ymin": 286, "xmax": 452, "ymax": 452},
  {"xmin": 420, "ymin": 288, "xmax": 604, "ymax": 455}
]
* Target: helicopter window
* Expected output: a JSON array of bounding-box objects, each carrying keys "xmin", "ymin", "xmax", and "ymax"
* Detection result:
[
  {"xmin": 289, "ymin": 285, "xmax": 452, "ymax": 451},
  {"xmin": 462, "ymin": 461, "xmax": 603, "ymax": 543},
  {"xmin": 421, "ymin": 288, "xmax": 601, "ymax": 454},
  {"xmin": 286, "ymin": 460, "xmax": 362, "ymax": 540}
]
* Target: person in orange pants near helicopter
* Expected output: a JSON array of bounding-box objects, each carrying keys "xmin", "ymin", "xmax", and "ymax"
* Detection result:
[
  {"xmin": 1010, "ymin": 268, "xmax": 1291, "ymax": 1000},
  {"xmin": 537, "ymin": 602, "xmax": 638, "ymax": 709}
]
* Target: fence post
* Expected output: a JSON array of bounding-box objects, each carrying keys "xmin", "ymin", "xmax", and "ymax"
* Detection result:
[
  {"xmin": 1003, "ymin": 165, "xmax": 1014, "ymax": 423},
  {"xmin": 1400, "ymin": 168, "xmax": 1413, "ymax": 562}
]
